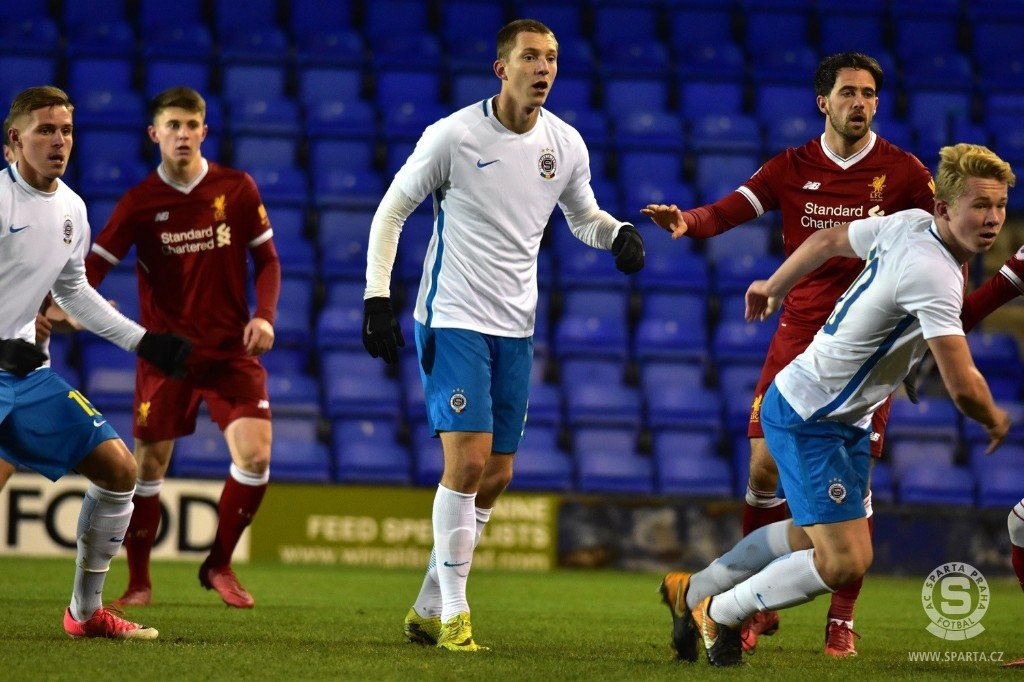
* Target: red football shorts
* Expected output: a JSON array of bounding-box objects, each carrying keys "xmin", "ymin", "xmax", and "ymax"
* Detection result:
[
  {"xmin": 747, "ymin": 323, "xmax": 890, "ymax": 458},
  {"xmin": 132, "ymin": 354, "xmax": 271, "ymax": 441}
]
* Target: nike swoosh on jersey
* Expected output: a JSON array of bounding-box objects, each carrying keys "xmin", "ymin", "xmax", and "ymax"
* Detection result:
[
  {"xmin": 476, "ymin": 159, "xmax": 499, "ymax": 168},
  {"xmin": 93, "ymin": 419, "xmax": 107, "ymax": 427},
  {"xmin": 9, "ymin": 224, "xmax": 29, "ymax": 233}
]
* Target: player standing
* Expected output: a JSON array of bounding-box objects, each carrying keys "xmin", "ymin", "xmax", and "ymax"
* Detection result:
[
  {"xmin": 644, "ymin": 52, "xmax": 935, "ymax": 656},
  {"xmin": 666, "ymin": 143, "xmax": 1013, "ymax": 667},
  {"xmin": 1, "ymin": 86, "xmax": 190, "ymax": 638},
  {"xmin": 363, "ymin": 19, "xmax": 644, "ymax": 651},
  {"xmin": 85, "ymin": 87, "xmax": 281, "ymax": 609}
]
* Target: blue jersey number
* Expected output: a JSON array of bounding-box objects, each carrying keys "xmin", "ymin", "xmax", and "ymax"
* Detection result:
[{"xmin": 823, "ymin": 248, "xmax": 879, "ymax": 335}]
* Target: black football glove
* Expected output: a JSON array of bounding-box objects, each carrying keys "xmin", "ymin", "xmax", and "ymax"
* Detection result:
[
  {"xmin": 363, "ymin": 297, "xmax": 405, "ymax": 364},
  {"xmin": 0, "ymin": 338, "xmax": 48, "ymax": 377},
  {"xmin": 612, "ymin": 224, "xmax": 645, "ymax": 274},
  {"xmin": 137, "ymin": 332, "xmax": 192, "ymax": 378}
]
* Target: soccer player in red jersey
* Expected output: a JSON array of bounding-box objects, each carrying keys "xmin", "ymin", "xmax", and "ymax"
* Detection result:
[
  {"xmin": 85, "ymin": 87, "xmax": 281, "ymax": 609},
  {"xmin": 645, "ymin": 53, "xmax": 935, "ymax": 657}
]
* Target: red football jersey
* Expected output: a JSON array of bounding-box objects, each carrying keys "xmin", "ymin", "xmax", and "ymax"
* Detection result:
[
  {"xmin": 741, "ymin": 133, "xmax": 935, "ymax": 333},
  {"xmin": 90, "ymin": 163, "xmax": 273, "ymax": 358}
]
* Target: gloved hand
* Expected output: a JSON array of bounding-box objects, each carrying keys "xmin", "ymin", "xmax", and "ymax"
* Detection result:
[
  {"xmin": 612, "ymin": 224, "xmax": 645, "ymax": 274},
  {"xmin": 363, "ymin": 297, "xmax": 405, "ymax": 364},
  {"xmin": 0, "ymin": 338, "xmax": 48, "ymax": 377},
  {"xmin": 137, "ymin": 332, "xmax": 192, "ymax": 378}
]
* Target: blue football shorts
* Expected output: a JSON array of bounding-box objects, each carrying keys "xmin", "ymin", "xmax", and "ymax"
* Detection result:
[
  {"xmin": 0, "ymin": 368, "xmax": 120, "ymax": 481},
  {"xmin": 760, "ymin": 382, "xmax": 871, "ymax": 527},
  {"xmin": 415, "ymin": 322, "xmax": 533, "ymax": 454}
]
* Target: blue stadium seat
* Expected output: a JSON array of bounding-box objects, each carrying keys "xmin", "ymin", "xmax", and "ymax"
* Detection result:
[
  {"xmin": 174, "ymin": 421, "xmax": 231, "ymax": 478},
  {"xmin": 891, "ymin": 14, "xmax": 958, "ymax": 62},
  {"xmin": 675, "ymin": 43, "xmax": 745, "ymax": 84},
  {"xmin": 714, "ymin": 254, "xmax": 784, "ymax": 295},
  {"xmin": 564, "ymin": 383, "xmax": 641, "ymax": 429},
  {"xmin": 295, "ymin": 28, "xmax": 365, "ymax": 68},
  {"xmin": 887, "ymin": 398, "xmax": 961, "ymax": 445},
  {"xmin": 265, "ymin": 375, "xmax": 319, "ymax": 418},
  {"xmin": 366, "ymin": 0, "xmax": 429, "ymax": 39},
  {"xmin": 730, "ymin": 434, "xmax": 752, "ymax": 496},
  {"xmin": 658, "ymin": 453, "xmax": 732, "ymax": 497},
  {"xmin": 68, "ymin": 57, "xmax": 133, "ymax": 94},
  {"xmin": 83, "ymin": 367, "xmax": 136, "ymax": 411},
  {"xmin": 213, "ymin": 0, "xmax": 276, "ymax": 32},
  {"xmin": 594, "ymin": 3, "xmax": 657, "ymax": 43},
  {"xmin": 248, "ymin": 168, "xmax": 309, "ymax": 208},
  {"xmin": 289, "ymin": 0, "xmax": 353, "ymax": 33},
  {"xmin": 516, "ymin": 2, "xmax": 583, "ymax": 40},
  {"xmin": 888, "ymin": 438, "xmax": 957, "ymax": 478},
  {"xmin": 817, "ymin": 12, "xmax": 885, "ymax": 55},
  {"xmin": 968, "ymin": 442, "xmax": 1024, "ymax": 475},
  {"xmin": 554, "ymin": 236, "xmax": 630, "ymax": 291},
  {"xmin": 667, "ymin": 6, "xmax": 734, "ymax": 47},
  {"xmin": 318, "ymin": 209, "xmax": 375, "ymax": 281},
  {"xmin": 274, "ymin": 278, "xmax": 314, "ymax": 347},
  {"xmin": 646, "ymin": 385, "xmax": 721, "ymax": 432},
  {"xmin": 600, "ymin": 41, "xmax": 670, "ymax": 79},
  {"xmin": 372, "ymin": 34, "xmax": 441, "ymax": 72},
  {"xmin": 0, "ymin": 56, "xmax": 55, "ymax": 95},
  {"xmin": 750, "ymin": 46, "xmax": 819, "ymax": 86},
  {"xmin": 316, "ymin": 305, "xmax": 363, "ymax": 353},
  {"xmin": 144, "ymin": 60, "xmax": 212, "ymax": 97},
  {"xmin": 73, "ymin": 89, "xmax": 145, "ymax": 129},
  {"xmin": 65, "ymin": 20, "xmax": 135, "ymax": 58},
  {"xmin": 222, "ymin": 64, "xmax": 286, "ymax": 102},
  {"xmin": 376, "ymin": 70, "xmax": 442, "ymax": 109},
  {"xmin": 555, "ymin": 315, "xmax": 628, "ymax": 361},
  {"xmin": 410, "ymin": 422, "xmax": 444, "ymax": 486},
  {"xmin": 383, "ymin": 101, "xmax": 451, "ymax": 142},
  {"xmin": 140, "ymin": 23, "xmax": 212, "ymax": 60},
  {"xmin": 574, "ymin": 427, "xmax": 652, "ymax": 494},
  {"xmin": 963, "ymin": 402, "xmax": 1024, "ymax": 447},
  {"xmin": 898, "ymin": 464, "xmax": 975, "ymax": 507},
  {"xmin": 261, "ymin": 348, "xmax": 307, "ymax": 377},
  {"xmin": 615, "ymin": 111, "xmax": 684, "ymax": 151},
  {"xmin": 617, "ymin": 151, "xmax": 681, "ymax": 184},
  {"xmin": 901, "ymin": 53, "xmax": 973, "ymax": 91},
  {"xmin": 718, "ymin": 365, "xmax": 760, "ymax": 402},
  {"xmin": 526, "ymin": 381, "xmax": 561, "ymax": 429},
  {"xmin": 712, "ymin": 320, "xmax": 776, "ymax": 367},
  {"xmin": 65, "ymin": 0, "xmax": 127, "ymax": 26},
  {"xmin": 398, "ymin": 357, "xmax": 426, "ymax": 422},
  {"xmin": 232, "ymin": 136, "xmax": 299, "ymax": 171},
  {"xmin": 604, "ymin": 79, "xmax": 668, "ymax": 115},
  {"xmin": 509, "ymin": 426, "xmax": 573, "ymax": 492},
  {"xmin": 87, "ymin": 198, "xmax": 121, "ymax": 239},
  {"xmin": 0, "ymin": 18, "xmax": 59, "ymax": 56},
  {"xmin": 77, "ymin": 158, "xmax": 149, "ymax": 200},
  {"xmin": 299, "ymin": 67, "xmax": 363, "ymax": 107},
  {"xmin": 452, "ymin": 75, "xmax": 497, "ymax": 108},
  {"xmin": 765, "ymin": 116, "xmax": 818, "ymax": 153},
  {"xmin": 744, "ymin": 9, "xmax": 809, "ymax": 56},
  {"xmin": 969, "ymin": 332, "xmax": 1022, "ymax": 379},
  {"xmin": 634, "ymin": 250, "xmax": 707, "ymax": 295},
  {"xmin": 974, "ymin": 59, "xmax": 1024, "ymax": 92},
  {"xmin": 976, "ymin": 463, "xmax": 1024, "ymax": 509},
  {"xmin": 690, "ymin": 115, "xmax": 761, "ymax": 155},
  {"xmin": 754, "ymin": 85, "xmax": 818, "ymax": 124},
  {"xmin": 441, "ymin": 1, "xmax": 506, "ymax": 43},
  {"xmin": 634, "ymin": 301, "xmax": 707, "ymax": 363},
  {"xmin": 869, "ymin": 461, "xmax": 895, "ymax": 503},
  {"xmin": 230, "ymin": 98, "xmax": 302, "ymax": 137},
  {"xmin": 694, "ymin": 154, "xmax": 760, "ymax": 204},
  {"xmin": 219, "ymin": 27, "xmax": 289, "ymax": 65},
  {"xmin": 322, "ymin": 351, "xmax": 401, "ymax": 419},
  {"xmin": 310, "ymin": 138, "xmax": 377, "ymax": 174},
  {"xmin": 334, "ymin": 439, "xmax": 411, "ymax": 485},
  {"xmin": 560, "ymin": 359, "xmax": 623, "ymax": 390},
  {"xmin": 307, "ymin": 99, "xmax": 376, "ymax": 139},
  {"xmin": 705, "ymin": 220, "xmax": 772, "ymax": 262},
  {"xmin": 561, "ymin": 288, "xmax": 629, "ymax": 319},
  {"xmin": 272, "ymin": 440, "xmax": 331, "ymax": 483},
  {"xmin": 313, "ymin": 170, "xmax": 383, "ymax": 210}
]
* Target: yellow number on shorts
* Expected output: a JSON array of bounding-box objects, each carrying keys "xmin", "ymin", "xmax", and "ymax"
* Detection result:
[{"xmin": 67, "ymin": 389, "xmax": 99, "ymax": 416}]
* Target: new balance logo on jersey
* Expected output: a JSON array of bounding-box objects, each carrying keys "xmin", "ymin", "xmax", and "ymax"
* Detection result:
[
  {"xmin": 257, "ymin": 399, "xmax": 270, "ymax": 409},
  {"xmin": 802, "ymin": 181, "xmax": 821, "ymax": 190},
  {"xmin": 155, "ymin": 212, "xmax": 169, "ymax": 221}
]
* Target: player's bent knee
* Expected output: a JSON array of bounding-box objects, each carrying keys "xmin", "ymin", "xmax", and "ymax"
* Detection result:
[{"xmin": 816, "ymin": 546, "xmax": 871, "ymax": 588}]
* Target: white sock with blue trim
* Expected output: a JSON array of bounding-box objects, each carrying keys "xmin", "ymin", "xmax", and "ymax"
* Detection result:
[
  {"xmin": 414, "ymin": 506, "xmax": 491, "ymax": 619},
  {"xmin": 70, "ymin": 485, "xmax": 134, "ymax": 621},
  {"xmin": 432, "ymin": 485, "xmax": 477, "ymax": 622},
  {"xmin": 686, "ymin": 520, "xmax": 792, "ymax": 610}
]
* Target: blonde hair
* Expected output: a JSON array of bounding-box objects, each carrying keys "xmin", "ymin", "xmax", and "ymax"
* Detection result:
[
  {"xmin": 935, "ymin": 143, "xmax": 1016, "ymax": 205},
  {"xmin": 496, "ymin": 19, "xmax": 557, "ymax": 61},
  {"xmin": 8, "ymin": 86, "xmax": 73, "ymax": 123}
]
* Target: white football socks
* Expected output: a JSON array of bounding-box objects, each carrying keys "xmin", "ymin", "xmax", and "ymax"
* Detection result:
[
  {"xmin": 686, "ymin": 520, "xmax": 792, "ymax": 610},
  {"xmin": 709, "ymin": 548, "xmax": 833, "ymax": 627},
  {"xmin": 414, "ymin": 506, "xmax": 492, "ymax": 619},
  {"xmin": 431, "ymin": 485, "xmax": 477, "ymax": 622},
  {"xmin": 70, "ymin": 485, "xmax": 134, "ymax": 621}
]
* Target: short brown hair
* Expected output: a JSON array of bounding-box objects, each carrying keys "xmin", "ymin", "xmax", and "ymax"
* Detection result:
[
  {"xmin": 150, "ymin": 86, "xmax": 206, "ymax": 121},
  {"xmin": 496, "ymin": 19, "xmax": 557, "ymax": 61},
  {"xmin": 813, "ymin": 52, "xmax": 884, "ymax": 97},
  {"xmin": 7, "ymin": 86, "xmax": 73, "ymax": 124},
  {"xmin": 935, "ymin": 143, "xmax": 1016, "ymax": 205}
]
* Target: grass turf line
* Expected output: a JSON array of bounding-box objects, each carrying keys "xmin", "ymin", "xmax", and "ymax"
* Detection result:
[{"xmin": 1, "ymin": 557, "xmax": 1020, "ymax": 679}]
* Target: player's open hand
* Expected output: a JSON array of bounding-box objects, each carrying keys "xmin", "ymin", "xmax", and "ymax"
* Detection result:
[
  {"xmin": 244, "ymin": 317, "xmax": 275, "ymax": 355},
  {"xmin": 640, "ymin": 204, "xmax": 689, "ymax": 239},
  {"xmin": 984, "ymin": 407, "xmax": 1011, "ymax": 455},
  {"xmin": 744, "ymin": 280, "xmax": 780, "ymax": 322}
]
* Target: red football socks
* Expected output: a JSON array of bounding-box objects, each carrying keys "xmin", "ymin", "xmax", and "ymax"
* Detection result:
[
  {"xmin": 206, "ymin": 476, "xmax": 268, "ymax": 568},
  {"xmin": 123, "ymin": 493, "xmax": 162, "ymax": 589}
]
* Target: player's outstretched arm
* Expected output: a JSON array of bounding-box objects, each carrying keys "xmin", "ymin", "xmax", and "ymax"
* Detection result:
[
  {"xmin": 928, "ymin": 334, "xmax": 1010, "ymax": 454},
  {"xmin": 745, "ymin": 223, "xmax": 855, "ymax": 321}
]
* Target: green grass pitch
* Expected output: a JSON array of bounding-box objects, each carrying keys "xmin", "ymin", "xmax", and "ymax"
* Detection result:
[{"xmin": 2, "ymin": 557, "xmax": 1020, "ymax": 679}]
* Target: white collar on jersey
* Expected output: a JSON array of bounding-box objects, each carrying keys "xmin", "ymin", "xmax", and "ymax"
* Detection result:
[
  {"xmin": 8, "ymin": 162, "xmax": 60, "ymax": 198},
  {"xmin": 820, "ymin": 131, "xmax": 877, "ymax": 170},
  {"xmin": 157, "ymin": 158, "xmax": 209, "ymax": 194}
]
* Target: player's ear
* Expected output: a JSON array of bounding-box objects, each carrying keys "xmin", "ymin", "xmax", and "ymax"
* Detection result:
[
  {"xmin": 935, "ymin": 199, "xmax": 950, "ymax": 220},
  {"xmin": 494, "ymin": 59, "xmax": 507, "ymax": 80},
  {"xmin": 816, "ymin": 95, "xmax": 828, "ymax": 115},
  {"xmin": 147, "ymin": 125, "xmax": 159, "ymax": 143}
]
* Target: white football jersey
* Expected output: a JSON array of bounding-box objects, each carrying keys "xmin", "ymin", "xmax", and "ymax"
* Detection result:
[
  {"xmin": 395, "ymin": 97, "xmax": 598, "ymax": 337},
  {"xmin": 0, "ymin": 163, "xmax": 143, "ymax": 354},
  {"xmin": 775, "ymin": 209, "xmax": 965, "ymax": 428}
]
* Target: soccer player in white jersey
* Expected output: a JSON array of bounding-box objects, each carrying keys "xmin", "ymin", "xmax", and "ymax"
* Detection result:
[
  {"xmin": 0, "ymin": 86, "xmax": 190, "ymax": 639},
  {"xmin": 662, "ymin": 143, "xmax": 1013, "ymax": 667},
  {"xmin": 363, "ymin": 19, "xmax": 644, "ymax": 651}
]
